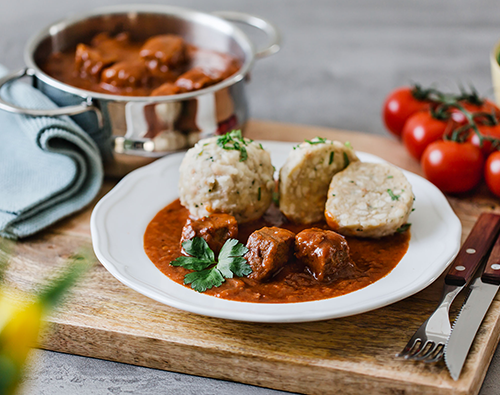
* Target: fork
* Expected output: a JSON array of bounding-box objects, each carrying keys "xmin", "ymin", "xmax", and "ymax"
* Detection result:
[
  {"xmin": 397, "ymin": 282, "xmax": 462, "ymax": 362},
  {"xmin": 397, "ymin": 213, "xmax": 500, "ymax": 363}
]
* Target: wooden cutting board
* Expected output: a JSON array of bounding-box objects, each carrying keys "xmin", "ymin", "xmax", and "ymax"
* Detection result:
[{"xmin": 3, "ymin": 119, "xmax": 500, "ymax": 395}]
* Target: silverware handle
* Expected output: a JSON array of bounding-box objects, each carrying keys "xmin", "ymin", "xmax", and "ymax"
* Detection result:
[
  {"xmin": 0, "ymin": 67, "xmax": 103, "ymax": 127},
  {"xmin": 445, "ymin": 213, "xmax": 500, "ymax": 286},
  {"xmin": 482, "ymin": 232, "xmax": 500, "ymax": 285},
  {"xmin": 212, "ymin": 11, "xmax": 281, "ymax": 59}
]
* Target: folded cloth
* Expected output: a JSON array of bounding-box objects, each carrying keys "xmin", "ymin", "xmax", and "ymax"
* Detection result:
[{"xmin": 0, "ymin": 65, "xmax": 103, "ymax": 239}]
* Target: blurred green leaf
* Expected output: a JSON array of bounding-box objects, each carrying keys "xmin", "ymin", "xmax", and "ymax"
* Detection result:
[
  {"xmin": 0, "ymin": 238, "xmax": 15, "ymax": 285},
  {"xmin": 36, "ymin": 247, "xmax": 94, "ymax": 311},
  {"xmin": 0, "ymin": 245, "xmax": 94, "ymax": 395}
]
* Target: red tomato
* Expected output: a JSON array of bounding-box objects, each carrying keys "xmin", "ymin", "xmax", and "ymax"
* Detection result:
[
  {"xmin": 451, "ymin": 99, "xmax": 500, "ymax": 124},
  {"xmin": 485, "ymin": 151, "xmax": 500, "ymax": 197},
  {"xmin": 421, "ymin": 141, "xmax": 484, "ymax": 193},
  {"xmin": 467, "ymin": 124, "xmax": 500, "ymax": 156},
  {"xmin": 402, "ymin": 111, "xmax": 448, "ymax": 160},
  {"xmin": 382, "ymin": 87, "xmax": 429, "ymax": 137}
]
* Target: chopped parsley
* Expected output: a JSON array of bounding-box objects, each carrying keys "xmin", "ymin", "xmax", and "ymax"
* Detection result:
[
  {"xmin": 217, "ymin": 130, "xmax": 248, "ymax": 161},
  {"xmin": 345, "ymin": 141, "xmax": 353, "ymax": 149},
  {"xmin": 387, "ymin": 175, "xmax": 393, "ymax": 179},
  {"xmin": 258, "ymin": 187, "xmax": 262, "ymax": 201},
  {"xmin": 171, "ymin": 237, "xmax": 251, "ymax": 292},
  {"xmin": 329, "ymin": 151, "xmax": 334, "ymax": 165},
  {"xmin": 305, "ymin": 137, "xmax": 327, "ymax": 145},
  {"xmin": 272, "ymin": 191, "xmax": 280, "ymax": 206},
  {"xmin": 343, "ymin": 152, "xmax": 350, "ymax": 167},
  {"xmin": 387, "ymin": 189, "xmax": 400, "ymax": 201},
  {"xmin": 397, "ymin": 223, "xmax": 411, "ymax": 233}
]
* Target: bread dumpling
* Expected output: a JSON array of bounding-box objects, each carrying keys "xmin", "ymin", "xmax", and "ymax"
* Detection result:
[
  {"xmin": 325, "ymin": 162, "xmax": 413, "ymax": 238},
  {"xmin": 179, "ymin": 132, "xmax": 274, "ymax": 223},
  {"xmin": 279, "ymin": 138, "xmax": 359, "ymax": 224}
]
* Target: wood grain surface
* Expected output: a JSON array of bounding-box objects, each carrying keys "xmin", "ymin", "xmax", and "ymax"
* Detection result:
[{"xmin": 3, "ymin": 119, "xmax": 500, "ymax": 395}]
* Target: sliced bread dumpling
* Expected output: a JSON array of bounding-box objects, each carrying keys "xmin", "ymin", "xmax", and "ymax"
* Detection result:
[
  {"xmin": 325, "ymin": 162, "xmax": 413, "ymax": 238},
  {"xmin": 279, "ymin": 139, "xmax": 359, "ymax": 224}
]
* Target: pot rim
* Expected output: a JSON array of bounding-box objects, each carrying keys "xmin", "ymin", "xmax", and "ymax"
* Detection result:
[{"xmin": 23, "ymin": 4, "xmax": 255, "ymax": 103}]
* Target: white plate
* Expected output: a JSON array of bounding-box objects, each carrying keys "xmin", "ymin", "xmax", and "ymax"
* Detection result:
[{"xmin": 91, "ymin": 141, "xmax": 461, "ymax": 323}]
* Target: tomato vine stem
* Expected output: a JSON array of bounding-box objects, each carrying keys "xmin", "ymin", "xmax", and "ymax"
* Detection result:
[{"xmin": 411, "ymin": 84, "xmax": 500, "ymax": 147}]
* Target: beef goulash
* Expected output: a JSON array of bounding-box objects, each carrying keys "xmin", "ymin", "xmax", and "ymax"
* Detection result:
[
  {"xmin": 245, "ymin": 227, "xmax": 296, "ymax": 282},
  {"xmin": 180, "ymin": 214, "xmax": 238, "ymax": 255},
  {"xmin": 295, "ymin": 228, "xmax": 357, "ymax": 282},
  {"xmin": 144, "ymin": 132, "xmax": 413, "ymax": 303},
  {"xmin": 41, "ymin": 32, "xmax": 240, "ymax": 96}
]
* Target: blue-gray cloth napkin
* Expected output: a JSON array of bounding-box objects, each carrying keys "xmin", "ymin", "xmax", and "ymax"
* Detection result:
[{"xmin": 0, "ymin": 65, "xmax": 103, "ymax": 239}]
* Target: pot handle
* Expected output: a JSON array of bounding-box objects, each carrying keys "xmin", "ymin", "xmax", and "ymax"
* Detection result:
[
  {"xmin": 0, "ymin": 68, "xmax": 103, "ymax": 127},
  {"xmin": 211, "ymin": 11, "xmax": 281, "ymax": 59}
]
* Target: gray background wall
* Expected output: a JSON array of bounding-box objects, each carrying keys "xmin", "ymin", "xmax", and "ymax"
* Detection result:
[{"xmin": 1, "ymin": 0, "xmax": 500, "ymax": 394}]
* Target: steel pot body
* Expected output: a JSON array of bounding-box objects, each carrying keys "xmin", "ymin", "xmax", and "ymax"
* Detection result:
[{"xmin": 0, "ymin": 5, "xmax": 280, "ymax": 176}]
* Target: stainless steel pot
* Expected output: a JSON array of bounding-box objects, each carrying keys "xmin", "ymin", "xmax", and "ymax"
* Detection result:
[{"xmin": 0, "ymin": 5, "xmax": 280, "ymax": 176}]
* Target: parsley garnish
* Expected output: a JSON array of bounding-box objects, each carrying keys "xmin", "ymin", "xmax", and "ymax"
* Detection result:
[
  {"xmin": 345, "ymin": 141, "xmax": 353, "ymax": 149},
  {"xmin": 343, "ymin": 152, "xmax": 350, "ymax": 167},
  {"xmin": 387, "ymin": 189, "xmax": 400, "ymax": 201},
  {"xmin": 171, "ymin": 237, "xmax": 251, "ymax": 292},
  {"xmin": 217, "ymin": 130, "xmax": 249, "ymax": 162},
  {"xmin": 272, "ymin": 191, "xmax": 280, "ymax": 206},
  {"xmin": 305, "ymin": 137, "xmax": 327, "ymax": 145},
  {"xmin": 329, "ymin": 151, "xmax": 334, "ymax": 165},
  {"xmin": 258, "ymin": 187, "xmax": 261, "ymax": 201},
  {"xmin": 387, "ymin": 175, "xmax": 393, "ymax": 179},
  {"xmin": 397, "ymin": 223, "xmax": 411, "ymax": 233}
]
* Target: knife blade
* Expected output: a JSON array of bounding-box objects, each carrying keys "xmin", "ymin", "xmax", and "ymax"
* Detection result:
[{"xmin": 444, "ymin": 230, "xmax": 500, "ymax": 380}]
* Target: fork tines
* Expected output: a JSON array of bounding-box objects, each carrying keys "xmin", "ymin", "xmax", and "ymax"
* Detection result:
[{"xmin": 397, "ymin": 337, "xmax": 445, "ymax": 363}]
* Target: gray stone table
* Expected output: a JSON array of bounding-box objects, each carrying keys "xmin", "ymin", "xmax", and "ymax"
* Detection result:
[{"xmin": 2, "ymin": 0, "xmax": 500, "ymax": 393}]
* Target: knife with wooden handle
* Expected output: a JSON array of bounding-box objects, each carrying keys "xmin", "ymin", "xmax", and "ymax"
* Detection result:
[
  {"xmin": 444, "ymin": 228, "xmax": 500, "ymax": 381},
  {"xmin": 445, "ymin": 213, "xmax": 500, "ymax": 287}
]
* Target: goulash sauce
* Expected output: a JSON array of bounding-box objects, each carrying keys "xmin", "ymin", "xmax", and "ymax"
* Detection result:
[
  {"xmin": 144, "ymin": 200, "xmax": 410, "ymax": 303},
  {"xmin": 41, "ymin": 32, "xmax": 240, "ymax": 96}
]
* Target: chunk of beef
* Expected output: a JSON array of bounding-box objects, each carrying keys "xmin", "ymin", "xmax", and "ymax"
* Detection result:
[
  {"xmin": 150, "ymin": 82, "xmax": 184, "ymax": 96},
  {"xmin": 75, "ymin": 32, "xmax": 134, "ymax": 79},
  {"xmin": 187, "ymin": 47, "xmax": 240, "ymax": 80},
  {"xmin": 91, "ymin": 32, "xmax": 133, "ymax": 59},
  {"xmin": 175, "ymin": 67, "xmax": 222, "ymax": 91},
  {"xmin": 74, "ymin": 43, "xmax": 117, "ymax": 78},
  {"xmin": 91, "ymin": 32, "xmax": 130, "ymax": 47},
  {"xmin": 101, "ymin": 60, "xmax": 149, "ymax": 88},
  {"xmin": 295, "ymin": 228, "xmax": 354, "ymax": 282},
  {"xmin": 140, "ymin": 35, "xmax": 186, "ymax": 69},
  {"xmin": 180, "ymin": 214, "xmax": 238, "ymax": 255},
  {"xmin": 245, "ymin": 227, "xmax": 295, "ymax": 282}
]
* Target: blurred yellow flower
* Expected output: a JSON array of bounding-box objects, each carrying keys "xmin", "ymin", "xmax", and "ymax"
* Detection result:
[{"xmin": 0, "ymin": 239, "xmax": 91, "ymax": 395}]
